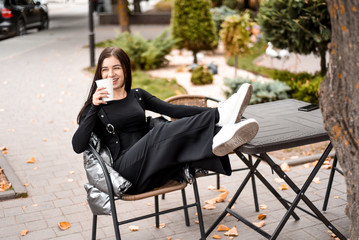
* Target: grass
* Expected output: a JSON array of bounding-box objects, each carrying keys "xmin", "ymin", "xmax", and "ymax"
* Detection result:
[{"xmin": 85, "ymin": 67, "xmax": 186, "ymax": 100}]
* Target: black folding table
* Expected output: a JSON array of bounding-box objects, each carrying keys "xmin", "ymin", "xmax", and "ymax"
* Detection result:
[{"xmin": 205, "ymin": 99, "xmax": 347, "ymax": 240}]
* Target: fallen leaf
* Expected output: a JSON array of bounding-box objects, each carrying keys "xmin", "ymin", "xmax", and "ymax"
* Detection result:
[
  {"xmin": 26, "ymin": 157, "xmax": 36, "ymax": 164},
  {"xmin": 20, "ymin": 229, "xmax": 29, "ymax": 236},
  {"xmin": 203, "ymin": 204, "xmax": 216, "ymax": 210},
  {"xmin": 253, "ymin": 220, "xmax": 265, "ymax": 228},
  {"xmin": 194, "ymin": 220, "xmax": 199, "ymax": 224},
  {"xmin": 32, "ymin": 204, "xmax": 38, "ymax": 207},
  {"xmin": 224, "ymin": 226, "xmax": 238, "ymax": 237},
  {"xmin": 0, "ymin": 108, "xmax": 4, "ymax": 112},
  {"xmin": 258, "ymin": 213, "xmax": 267, "ymax": 220},
  {"xmin": 312, "ymin": 160, "xmax": 319, "ymax": 167},
  {"xmin": 216, "ymin": 191, "xmax": 229, "ymax": 203},
  {"xmin": 69, "ymin": 171, "xmax": 75, "ymax": 174},
  {"xmin": 312, "ymin": 177, "xmax": 321, "ymax": 184},
  {"xmin": 280, "ymin": 162, "xmax": 290, "ymax": 172},
  {"xmin": 205, "ymin": 198, "xmax": 217, "ymax": 205},
  {"xmin": 303, "ymin": 163, "xmax": 311, "ymax": 168},
  {"xmin": 58, "ymin": 99, "xmax": 63, "ymax": 104},
  {"xmin": 58, "ymin": 221, "xmax": 71, "ymax": 230},
  {"xmin": 42, "ymin": 138, "xmax": 47, "ymax": 142},
  {"xmin": 67, "ymin": 179, "xmax": 74, "ymax": 182},
  {"xmin": 259, "ymin": 204, "xmax": 268, "ymax": 210},
  {"xmin": 63, "ymin": 128, "xmax": 70, "ymax": 132},
  {"xmin": 208, "ymin": 185, "xmax": 216, "ymax": 190},
  {"xmin": 33, "ymin": 167, "xmax": 38, "ymax": 170},
  {"xmin": 212, "ymin": 234, "xmax": 222, "ymax": 239},
  {"xmin": 129, "ymin": 225, "xmax": 139, "ymax": 231},
  {"xmin": 147, "ymin": 203, "xmax": 153, "ymax": 206},
  {"xmin": 24, "ymin": 183, "xmax": 29, "ymax": 186},
  {"xmin": 274, "ymin": 178, "xmax": 284, "ymax": 183},
  {"xmin": 2, "ymin": 150, "xmax": 7, "ymax": 154},
  {"xmin": 333, "ymin": 196, "xmax": 339, "ymax": 199},
  {"xmin": 227, "ymin": 197, "xmax": 232, "ymax": 202},
  {"xmin": 278, "ymin": 184, "xmax": 289, "ymax": 191},
  {"xmin": 154, "ymin": 223, "xmax": 166, "ymax": 229},
  {"xmin": 166, "ymin": 237, "xmax": 172, "ymax": 240},
  {"xmin": 0, "ymin": 146, "xmax": 7, "ymax": 151},
  {"xmin": 217, "ymin": 224, "xmax": 230, "ymax": 231},
  {"xmin": 322, "ymin": 165, "xmax": 332, "ymax": 169},
  {"xmin": 8, "ymin": 129, "xmax": 15, "ymax": 132},
  {"xmin": 217, "ymin": 188, "xmax": 227, "ymax": 192}
]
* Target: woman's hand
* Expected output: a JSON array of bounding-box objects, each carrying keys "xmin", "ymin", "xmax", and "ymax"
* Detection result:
[{"xmin": 92, "ymin": 87, "xmax": 109, "ymax": 106}]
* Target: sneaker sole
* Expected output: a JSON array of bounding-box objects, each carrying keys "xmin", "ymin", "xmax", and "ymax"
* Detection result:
[
  {"xmin": 213, "ymin": 120, "xmax": 259, "ymax": 157},
  {"xmin": 232, "ymin": 84, "xmax": 253, "ymax": 124}
]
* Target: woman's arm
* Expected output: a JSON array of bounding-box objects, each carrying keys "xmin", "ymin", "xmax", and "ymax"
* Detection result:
[
  {"xmin": 72, "ymin": 104, "xmax": 100, "ymax": 153},
  {"xmin": 139, "ymin": 89, "xmax": 210, "ymax": 118}
]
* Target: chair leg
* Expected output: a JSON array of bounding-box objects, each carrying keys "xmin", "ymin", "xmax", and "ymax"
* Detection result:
[
  {"xmin": 92, "ymin": 215, "xmax": 97, "ymax": 240},
  {"xmin": 192, "ymin": 178, "xmax": 206, "ymax": 240},
  {"xmin": 216, "ymin": 173, "xmax": 221, "ymax": 189},
  {"xmin": 323, "ymin": 155, "xmax": 338, "ymax": 211},
  {"xmin": 181, "ymin": 189, "xmax": 190, "ymax": 226},
  {"xmin": 249, "ymin": 155, "xmax": 260, "ymax": 212},
  {"xmin": 155, "ymin": 195, "xmax": 160, "ymax": 228}
]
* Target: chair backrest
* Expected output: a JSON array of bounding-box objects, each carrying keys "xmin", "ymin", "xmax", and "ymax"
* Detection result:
[{"xmin": 165, "ymin": 95, "xmax": 209, "ymax": 107}]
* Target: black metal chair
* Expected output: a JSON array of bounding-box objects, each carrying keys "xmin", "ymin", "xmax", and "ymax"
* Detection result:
[
  {"xmin": 322, "ymin": 155, "xmax": 343, "ymax": 211},
  {"xmin": 90, "ymin": 145, "xmax": 206, "ymax": 240},
  {"xmin": 165, "ymin": 94, "xmax": 260, "ymax": 211}
]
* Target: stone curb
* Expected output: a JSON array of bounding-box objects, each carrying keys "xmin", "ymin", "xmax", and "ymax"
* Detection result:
[{"xmin": 0, "ymin": 154, "xmax": 27, "ymax": 200}]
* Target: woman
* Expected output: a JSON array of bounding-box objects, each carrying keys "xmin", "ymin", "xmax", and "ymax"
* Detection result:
[{"xmin": 72, "ymin": 47, "xmax": 258, "ymax": 194}]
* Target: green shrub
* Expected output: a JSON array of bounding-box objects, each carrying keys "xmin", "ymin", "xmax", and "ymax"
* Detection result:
[
  {"xmin": 191, "ymin": 66, "xmax": 214, "ymax": 85},
  {"xmin": 211, "ymin": 6, "xmax": 238, "ymax": 34},
  {"xmin": 224, "ymin": 77, "xmax": 291, "ymax": 104},
  {"xmin": 96, "ymin": 30, "xmax": 177, "ymax": 70},
  {"xmin": 154, "ymin": 0, "xmax": 174, "ymax": 12}
]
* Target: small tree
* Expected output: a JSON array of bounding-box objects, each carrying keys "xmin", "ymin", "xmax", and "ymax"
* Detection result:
[
  {"xmin": 220, "ymin": 13, "xmax": 252, "ymax": 78},
  {"xmin": 171, "ymin": 0, "xmax": 218, "ymax": 63},
  {"xmin": 257, "ymin": 0, "xmax": 331, "ymax": 76}
]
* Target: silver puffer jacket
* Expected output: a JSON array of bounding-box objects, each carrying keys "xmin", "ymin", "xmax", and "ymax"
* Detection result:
[{"xmin": 83, "ymin": 133, "xmax": 132, "ymax": 215}]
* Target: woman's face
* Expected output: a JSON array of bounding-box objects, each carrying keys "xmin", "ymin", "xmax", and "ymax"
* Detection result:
[{"xmin": 101, "ymin": 56, "xmax": 125, "ymax": 90}]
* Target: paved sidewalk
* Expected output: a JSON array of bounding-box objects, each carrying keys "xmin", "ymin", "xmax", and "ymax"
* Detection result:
[{"xmin": 0, "ymin": 2, "xmax": 349, "ymax": 240}]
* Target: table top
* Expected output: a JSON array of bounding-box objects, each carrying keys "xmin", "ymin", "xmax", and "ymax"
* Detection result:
[{"xmin": 238, "ymin": 99, "xmax": 329, "ymax": 154}]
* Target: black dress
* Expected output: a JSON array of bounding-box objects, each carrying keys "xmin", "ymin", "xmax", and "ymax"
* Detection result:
[{"xmin": 72, "ymin": 88, "xmax": 231, "ymax": 194}]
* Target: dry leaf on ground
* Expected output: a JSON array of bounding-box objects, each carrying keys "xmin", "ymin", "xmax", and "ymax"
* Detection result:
[
  {"xmin": 129, "ymin": 225, "xmax": 139, "ymax": 231},
  {"xmin": 0, "ymin": 146, "xmax": 7, "ymax": 151},
  {"xmin": 208, "ymin": 185, "xmax": 216, "ymax": 190},
  {"xmin": 212, "ymin": 234, "xmax": 222, "ymax": 239},
  {"xmin": 203, "ymin": 204, "xmax": 216, "ymax": 210},
  {"xmin": 26, "ymin": 157, "xmax": 36, "ymax": 164},
  {"xmin": 58, "ymin": 221, "xmax": 71, "ymax": 230},
  {"xmin": 20, "ymin": 229, "xmax": 29, "ymax": 236},
  {"xmin": 278, "ymin": 184, "xmax": 289, "ymax": 191},
  {"xmin": 258, "ymin": 213, "xmax": 267, "ymax": 220},
  {"xmin": 217, "ymin": 224, "xmax": 230, "ymax": 231},
  {"xmin": 205, "ymin": 198, "xmax": 217, "ymax": 205},
  {"xmin": 312, "ymin": 177, "xmax": 321, "ymax": 184},
  {"xmin": 259, "ymin": 204, "xmax": 268, "ymax": 210},
  {"xmin": 334, "ymin": 196, "xmax": 339, "ymax": 199},
  {"xmin": 253, "ymin": 220, "xmax": 265, "ymax": 228},
  {"xmin": 224, "ymin": 226, "xmax": 238, "ymax": 237},
  {"xmin": 215, "ymin": 191, "xmax": 229, "ymax": 203},
  {"xmin": 274, "ymin": 178, "xmax": 284, "ymax": 183},
  {"xmin": 217, "ymin": 188, "xmax": 227, "ymax": 192},
  {"xmin": 154, "ymin": 223, "xmax": 165, "ymax": 229},
  {"xmin": 280, "ymin": 162, "xmax": 290, "ymax": 172}
]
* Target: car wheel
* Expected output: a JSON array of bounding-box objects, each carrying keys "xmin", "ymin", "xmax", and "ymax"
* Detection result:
[
  {"xmin": 39, "ymin": 15, "xmax": 49, "ymax": 31},
  {"xmin": 16, "ymin": 19, "xmax": 26, "ymax": 36}
]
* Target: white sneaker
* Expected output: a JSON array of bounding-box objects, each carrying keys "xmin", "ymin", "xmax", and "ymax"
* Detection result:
[
  {"xmin": 212, "ymin": 118, "xmax": 259, "ymax": 157},
  {"xmin": 217, "ymin": 83, "xmax": 253, "ymax": 126}
]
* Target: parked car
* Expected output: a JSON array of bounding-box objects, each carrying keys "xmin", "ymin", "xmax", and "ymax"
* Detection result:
[{"xmin": 0, "ymin": 0, "xmax": 49, "ymax": 39}]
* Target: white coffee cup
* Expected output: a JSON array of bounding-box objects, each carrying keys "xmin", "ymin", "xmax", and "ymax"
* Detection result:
[{"xmin": 95, "ymin": 78, "xmax": 114, "ymax": 101}]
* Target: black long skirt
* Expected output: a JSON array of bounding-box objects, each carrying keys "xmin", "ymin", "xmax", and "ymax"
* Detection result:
[{"xmin": 113, "ymin": 109, "xmax": 232, "ymax": 194}]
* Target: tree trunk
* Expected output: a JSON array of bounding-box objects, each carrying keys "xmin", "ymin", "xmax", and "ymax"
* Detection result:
[
  {"xmin": 193, "ymin": 51, "xmax": 198, "ymax": 64},
  {"xmin": 318, "ymin": 44, "xmax": 327, "ymax": 76},
  {"xmin": 319, "ymin": 1, "xmax": 359, "ymax": 239},
  {"xmin": 234, "ymin": 55, "xmax": 238, "ymax": 78},
  {"xmin": 118, "ymin": 0, "xmax": 130, "ymax": 32},
  {"xmin": 133, "ymin": 0, "xmax": 141, "ymax": 13}
]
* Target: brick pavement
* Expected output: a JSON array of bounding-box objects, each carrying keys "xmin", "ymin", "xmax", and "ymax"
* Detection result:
[{"xmin": 0, "ymin": 2, "xmax": 349, "ymax": 240}]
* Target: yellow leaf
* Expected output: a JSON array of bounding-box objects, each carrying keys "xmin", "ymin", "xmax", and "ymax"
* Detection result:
[
  {"xmin": 274, "ymin": 178, "xmax": 284, "ymax": 183},
  {"xmin": 280, "ymin": 162, "xmax": 290, "ymax": 172},
  {"xmin": 258, "ymin": 213, "xmax": 267, "ymax": 220},
  {"xmin": 154, "ymin": 223, "xmax": 166, "ymax": 229},
  {"xmin": 129, "ymin": 225, "xmax": 139, "ymax": 231},
  {"xmin": 42, "ymin": 138, "xmax": 48, "ymax": 142},
  {"xmin": 166, "ymin": 237, "xmax": 172, "ymax": 240},
  {"xmin": 217, "ymin": 224, "xmax": 230, "ymax": 231},
  {"xmin": 278, "ymin": 184, "xmax": 289, "ymax": 191},
  {"xmin": 208, "ymin": 185, "xmax": 216, "ymax": 190},
  {"xmin": 20, "ymin": 229, "xmax": 29, "ymax": 236},
  {"xmin": 312, "ymin": 177, "xmax": 321, "ymax": 184},
  {"xmin": 63, "ymin": 128, "xmax": 70, "ymax": 132},
  {"xmin": 0, "ymin": 146, "xmax": 7, "ymax": 151},
  {"xmin": 58, "ymin": 221, "xmax": 71, "ymax": 230},
  {"xmin": 194, "ymin": 220, "xmax": 199, "ymax": 224},
  {"xmin": 216, "ymin": 191, "xmax": 229, "ymax": 203},
  {"xmin": 334, "ymin": 196, "xmax": 339, "ymax": 199},
  {"xmin": 217, "ymin": 188, "xmax": 227, "ymax": 192},
  {"xmin": 253, "ymin": 220, "xmax": 265, "ymax": 228},
  {"xmin": 203, "ymin": 204, "xmax": 216, "ymax": 210},
  {"xmin": 213, "ymin": 234, "xmax": 222, "ymax": 239},
  {"xmin": 205, "ymin": 198, "xmax": 217, "ymax": 205},
  {"xmin": 259, "ymin": 204, "xmax": 268, "ymax": 210},
  {"xmin": 2, "ymin": 150, "xmax": 7, "ymax": 154},
  {"xmin": 26, "ymin": 157, "xmax": 36, "ymax": 164},
  {"xmin": 224, "ymin": 226, "xmax": 238, "ymax": 237}
]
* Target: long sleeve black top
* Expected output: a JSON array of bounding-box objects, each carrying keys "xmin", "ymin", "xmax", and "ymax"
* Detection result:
[{"xmin": 72, "ymin": 88, "xmax": 209, "ymax": 160}]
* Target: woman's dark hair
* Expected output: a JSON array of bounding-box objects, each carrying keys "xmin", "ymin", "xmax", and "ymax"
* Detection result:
[{"xmin": 77, "ymin": 47, "xmax": 132, "ymax": 123}]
